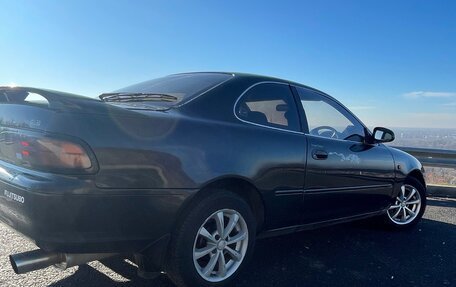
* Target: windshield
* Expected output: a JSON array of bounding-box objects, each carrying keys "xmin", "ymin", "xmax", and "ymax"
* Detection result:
[{"xmin": 108, "ymin": 73, "xmax": 233, "ymax": 107}]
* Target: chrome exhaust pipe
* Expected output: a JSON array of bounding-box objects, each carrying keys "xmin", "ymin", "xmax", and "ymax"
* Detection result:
[{"xmin": 9, "ymin": 249, "xmax": 117, "ymax": 274}]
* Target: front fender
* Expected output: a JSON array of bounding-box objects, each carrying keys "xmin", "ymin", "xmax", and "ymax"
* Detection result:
[{"xmin": 386, "ymin": 146, "xmax": 425, "ymax": 196}]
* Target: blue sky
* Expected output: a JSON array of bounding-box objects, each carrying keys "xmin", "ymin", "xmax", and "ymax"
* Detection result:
[{"xmin": 1, "ymin": 0, "xmax": 455, "ymax": 128}]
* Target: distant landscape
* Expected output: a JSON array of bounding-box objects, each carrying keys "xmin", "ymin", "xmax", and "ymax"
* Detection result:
[
  {"xmin": 387, "ymin": 127, "xmax": 456, "ymax": 186},
  {"xmin": 389, "ymin": 128, "xmax": 456, "ymax": 150}
]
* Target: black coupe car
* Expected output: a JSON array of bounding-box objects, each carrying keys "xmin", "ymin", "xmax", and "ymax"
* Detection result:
[{"xmin": 0, "ymin": 72, "xmax": 426, "ymax": 287}]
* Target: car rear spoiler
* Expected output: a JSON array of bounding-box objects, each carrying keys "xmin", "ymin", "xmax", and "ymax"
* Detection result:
[{"xmin": 0, "ymin": 86, "xmax": 100, "ymax": 110}]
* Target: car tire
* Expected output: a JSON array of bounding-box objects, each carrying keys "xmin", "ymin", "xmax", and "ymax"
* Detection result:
[
  {"xmin": 166, "ymin": 190, "xmax": 256, "ymax": 287},
  {"xmin": 382, "ymin": 177, "xmax": 427, "ymax": 229}
]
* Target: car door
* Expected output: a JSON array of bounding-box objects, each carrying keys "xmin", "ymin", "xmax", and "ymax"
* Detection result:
[
  {"xmin": 293, "ymin": 86, "xmax": 395, "ymax": 223},
  {"xmin": 234, "ymin": 82, "xmax": 308, "ymax": 230}
]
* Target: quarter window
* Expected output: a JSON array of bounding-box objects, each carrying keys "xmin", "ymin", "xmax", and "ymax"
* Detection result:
[
  {"xmin": 236, "ymin": 83, "xmax": 301, "ymax": 132},
  {"xmin": 296, "ymin": 87, "xmax": 365, "ymax": 141}
]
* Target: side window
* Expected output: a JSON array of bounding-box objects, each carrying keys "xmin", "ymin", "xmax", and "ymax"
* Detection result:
[
  {"xmin": 296, "ymin": 87, "xmax": 365, "ymax": 141},
  {"xmin": 236, "ymin": 83, "xmax": 301, "ymax": 132}
]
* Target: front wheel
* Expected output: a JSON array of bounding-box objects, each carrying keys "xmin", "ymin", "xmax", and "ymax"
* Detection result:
[
  {"xmin": 166, "ymin": 190, "xmax": 256, "ymax": 287},
  {"xmin": 383, "ymin": 177, "xmax": 427, "ymax": 229}
]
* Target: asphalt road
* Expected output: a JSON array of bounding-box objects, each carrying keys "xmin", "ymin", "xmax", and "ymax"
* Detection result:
[{"xmin": 1, "ymin": 197, "xmax": 455, "ymax": 287}]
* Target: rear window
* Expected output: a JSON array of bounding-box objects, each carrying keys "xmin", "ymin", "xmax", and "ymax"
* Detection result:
[{"xmin": 114, "ymin": 73, "xmax": 233, "ymax": 106}]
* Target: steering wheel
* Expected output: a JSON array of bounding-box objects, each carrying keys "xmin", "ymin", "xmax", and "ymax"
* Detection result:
[{"xmin": 310, "ymin": 126, "xmax": 339, "ymax": 139}]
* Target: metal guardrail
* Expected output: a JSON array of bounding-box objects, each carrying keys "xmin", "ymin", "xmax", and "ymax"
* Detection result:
[
  {"xmin": 394, "ymin": 146, "xmax": 456, "ymax": 197},
  {"xmin": 394, "ymin": 146, "xmax": 456, "ymax": 168}
]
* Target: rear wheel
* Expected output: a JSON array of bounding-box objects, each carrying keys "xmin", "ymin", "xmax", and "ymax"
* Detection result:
[
  {"xmin": 383, "ymin": 177, "xmax": 426, "ymax": 229},
  {"xmin": 166, "ymin": 190, "xmax": 256, "ymax": 287}
]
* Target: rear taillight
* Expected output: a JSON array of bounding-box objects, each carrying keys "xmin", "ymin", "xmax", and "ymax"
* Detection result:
[{"xmin": 0, "ymin": 129, "xmax": 97, "ymax": 174}]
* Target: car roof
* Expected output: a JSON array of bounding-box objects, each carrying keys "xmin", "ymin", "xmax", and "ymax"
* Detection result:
[
  {"xmin": 172, "ymin": 72, "xmax": 370, "ymax": 134},
  {"xmin": 169, "ymin": 71, "xmax": 332, "ymax": 98}
]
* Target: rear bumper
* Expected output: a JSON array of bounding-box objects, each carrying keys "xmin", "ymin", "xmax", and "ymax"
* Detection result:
[{"xmin": 0, "ymin": 160, "xmax": 195, "ymax": 254}]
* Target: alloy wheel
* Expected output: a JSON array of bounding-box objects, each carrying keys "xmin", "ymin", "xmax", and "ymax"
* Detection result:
[
  {"xmin": 387, "ymin": 184, "xmax": 422, "ymax": 225},
  {"xmin": 192, "ymin": 209, "xmax": 249, "ymax": 283}
]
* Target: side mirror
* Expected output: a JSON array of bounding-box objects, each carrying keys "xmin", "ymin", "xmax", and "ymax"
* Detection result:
[{"xmin": 372, "ymin": 127, "xmax": 395, "ymax": 143}]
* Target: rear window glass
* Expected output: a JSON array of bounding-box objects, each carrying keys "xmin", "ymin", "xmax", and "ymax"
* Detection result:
[{"xmin": 114, "ymin": 73, "xmax": 233, "ymax": 106}]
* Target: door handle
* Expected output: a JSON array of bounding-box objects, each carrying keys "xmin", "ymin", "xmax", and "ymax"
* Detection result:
[{"xmin": 312, "ymin": 150, "xmax": 328, "ymax": 160}]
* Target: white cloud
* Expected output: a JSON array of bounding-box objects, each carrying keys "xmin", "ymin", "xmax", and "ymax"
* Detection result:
[
  {"xmin": 443, "ymin": 102, "xmax": 456, "ymax": 106},
  {"xmin": 403, "ymin": 91, "xmax": 456, "ymax": 98}
]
